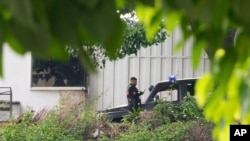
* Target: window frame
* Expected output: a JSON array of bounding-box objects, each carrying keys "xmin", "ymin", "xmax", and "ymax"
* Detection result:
[{"xmin": 30, "ymin": 56, "xmax": 87, "ymax": 91}]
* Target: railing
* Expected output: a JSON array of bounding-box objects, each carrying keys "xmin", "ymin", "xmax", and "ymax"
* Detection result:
[{"xmin": 0, "ymin": 87, "xmax": 12, "ymax": 118}]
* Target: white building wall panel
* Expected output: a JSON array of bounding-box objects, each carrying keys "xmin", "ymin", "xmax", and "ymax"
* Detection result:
[
  {"xmin": 89, "ymin": 27, "xmax": 210, "ymax": 110},
  {"xmin": 161, "ymin": 58, "xmax": 172, "ymax": 80},
  {"xmin": 102, "ymin": 61, "xmax": 115, "ymax": 108},
  {"xmin": 183, "ymin": 58, "xmax": 194, "ymax": 78},
  {"xmin": 138, "ymin": 58, "xmax": 151, "ymax": 101},
  {"xmin": 113, "ymin": 59, "xmax": 128, "ymax": 107},
  {"xmin": 150, "ymin": 58, "xmax": 162, "ymax": 85}
]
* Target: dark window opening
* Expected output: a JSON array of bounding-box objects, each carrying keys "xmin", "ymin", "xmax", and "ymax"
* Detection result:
[{"xmin": 31, "ymin": 57, "xmax": 87, "ymax": 87}]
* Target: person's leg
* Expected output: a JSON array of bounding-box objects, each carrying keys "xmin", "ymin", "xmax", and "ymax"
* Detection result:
[
  {"xmin": 127, "ymin": 98, "xmax": 132, "ymax": 111},
  {"xmin": 134, "ymin": 98, "xmax": 139, "ymax": 111}
]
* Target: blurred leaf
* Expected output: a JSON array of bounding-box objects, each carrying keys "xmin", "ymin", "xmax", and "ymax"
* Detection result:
[
  {"xmin": 192, "ymin": 40, "xmax": 206, "ymax": 69},
  {"xmin": 232, "ymin": 0, "xmax": 250, "ymax": 26},
  {"xmin": 4, "ymin": 0, "xmax": 34, "ymax": 28},
  {"xmin": 104, "ymin": 20, "xmax": 123, "ymax": 60},
  {"xmin": 48, "ymin": 37, "xmax": 68, "ymax": 61},
  {"xmin": 204, "ymin": 85, "xmax": 226, "ymax": 123},
  {"xmin": 0, "ymin": 17, "xmax": 3, "ymax": 76},
  {"xmin": 174, "ymin": 37, "xmax": 186, "ymax": 53},
  {"xmin": 5, "ymin": 31, "xmax": 26, "ymax": 54},
  {"xmin": 80, "ymin": 0, "xmax": 99, "ymax": 9},
  {"xmin": 10, "ymin": 22, "xmax": 50, "ymax": 57},
  {"xmin": 135, "ymin": 1, "xmax": 162, "ymax": 41},
  {"xmin": 80, "ymin": 1, "xmax": 123, "ymax": 59},
  {"xmin": 78, "ymin": 47, "xmax": 96, "ymax": 73},
  {"xmin": 195, "ymin": 73, "xmax": 213, "ymax": 107},
  {"xmin": 115, "ymin": 0, "xmax": 126, "ymax": 9},
  {"xmin": 164, "ymin": 11, "xmax": 180, "ymax": 33}
]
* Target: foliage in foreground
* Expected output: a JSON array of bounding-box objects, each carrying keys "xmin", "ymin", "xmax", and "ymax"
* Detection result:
[
  {"xmin": 114, "ymin": 95, "xmax": 212, "ymax": 141},
  {"xmin": 0, "ymin": 110, "xmax": 78, "ymax": 141},
  {"xmin": 1, "ymin": 1, "xmax": 250, "ymax": 140},
  {"xmin": 0, "ymin": 101, "xmax": 99, "ymax": 141},
  {"xmin": 0, "ymin": 95, "xmax": 212, "ymax": 141}
]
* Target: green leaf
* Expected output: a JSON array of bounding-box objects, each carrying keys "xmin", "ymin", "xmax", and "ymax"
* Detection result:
[
  {"xmin": 232, "ymin": 0, "xmax": 250, "ymax": 26},
  {"xmin": 4, "ymin": 0, "xmax": 34, "ymax": 28},
  {"xmin": 115, "ymin": 0, "xmax": 126, "ymax": 9},
  {"xmin": 80, "ymin": 0, "xmax": 100, "ymax": 9},
  {"xmin": 195, "ymin": 73, "xmax": 213, "ymax": 107},
  {"xmin": 10, "ymin": 22, "xmax": 50, "ymax": 56},
  {"xmin": 174, "ymin": 38, "xmax": 186, "ymax": 53},
  {"xmin": 104, "ymin": 20, "xmax": 123, "ymax": 60},
  {"xmin": 47, "ymin": 37, "xmax": 68, "ymax": 61},
  {"xmin": 164, "ymin": 11, "xmax": 180, "ymax": 33},
  {"xmin": 6, "ymin": 31, "xmax": 26, "ymax": 54},
  {"xmin": 78, "ymin": 47, "xmax": 96, "ymax": 73},
  {"xmin": 239, "ymin": 59, "xmax": 250, "ymax": 119},
  {"xmin": 0, "ymin": 18, "xmax": 3, "ymax": 76},
  {"xmin": 192, "ymin": 40, "xmax": 206, "ymax": 69},
  {"xmin": 135, "ymin": 1, "xmax": 162, "ymax": 41},
  {"xmin": 80, "ymin": 0, "xmax": 123, "ymax": 59}
]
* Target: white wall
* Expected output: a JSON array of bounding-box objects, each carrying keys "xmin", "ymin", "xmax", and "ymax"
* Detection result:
[
  {"xmin": 0, "ymin": 44, "xmax": 60, "ymax": 113},
  {"xmin": 0, "ymin": 27, "xmax": 210, "ymax": 113},
  {"xmin": 89, "ymin": 27, "xmax": 210, "ymax": 110}
]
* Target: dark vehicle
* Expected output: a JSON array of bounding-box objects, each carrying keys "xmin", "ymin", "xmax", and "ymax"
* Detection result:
[{"xmin": 102, "ymin": 78, "xmax": 197, "ymax": 121}]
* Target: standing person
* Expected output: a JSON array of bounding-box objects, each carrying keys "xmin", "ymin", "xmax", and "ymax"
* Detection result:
[{"xmin": 126, "ymin": 77, "xmax": 144, "ymax": 111}]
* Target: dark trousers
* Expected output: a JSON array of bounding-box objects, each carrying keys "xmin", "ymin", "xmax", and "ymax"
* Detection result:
[{"xmin": 127, "ymin": 98, "xmax": 141, "ymax": 111}]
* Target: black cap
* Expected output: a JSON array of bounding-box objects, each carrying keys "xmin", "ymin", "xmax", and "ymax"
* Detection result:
[{"xmin": 130, "ymin": 77, "xmax": 137, "ymax": 80}]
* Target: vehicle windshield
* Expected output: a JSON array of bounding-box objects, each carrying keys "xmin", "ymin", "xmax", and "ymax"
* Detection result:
[{"xmin": 156, "ymin": 89, "xmax": 178, "ymax": 102}]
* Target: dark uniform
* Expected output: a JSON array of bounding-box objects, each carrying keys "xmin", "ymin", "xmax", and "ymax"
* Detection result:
[{"xmin": 126, "ymin": 84, "xmax": 143, "ymax": 111}]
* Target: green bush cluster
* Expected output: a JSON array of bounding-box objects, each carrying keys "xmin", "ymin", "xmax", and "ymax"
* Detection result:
[
  {"xmin": 111, "ymin": 94, "xmax": 212, "ymax": 141},
  {"xmin": 154, "ymin": 93, "xmax": 204, "ymax": 122},
  {"xmin": 114, "ymin": 121, "xmax": 190, "ymax": 141},
  {"xmin": 0, "ymin": 110, "xmax": 80, "ymax": 141},
  {"xmin": 0, "ymin": 100, "xmax": 100, "ymax": 141},
  {"xmin": 0, "ymin": 94, "xmax": 212, "ymax": 141}
]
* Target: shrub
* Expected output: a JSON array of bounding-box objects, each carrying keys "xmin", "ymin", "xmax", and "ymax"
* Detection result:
[
  {"xmin": 0, "ymin": 100, "xmax": 99, "ymax": 141},
  {"xmin": 122, "ymin": 107, "xmax": 142, "ymax": 123},
  {"xmin": 0, "ymin": 110, "xmax": 79, "ymax": 141},
  {"xmin": 185, "ymin": 121, "xmax": 213, "ymax": 141},
  {"xmin": 116, "ymin": 121, "xmax": 190, "ymax": 141},
  {"xmin": 153, "ymin": 93, "xmax": 204, "ymax": 122}
]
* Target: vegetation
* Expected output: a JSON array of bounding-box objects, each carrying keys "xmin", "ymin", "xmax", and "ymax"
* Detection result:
[
  {"xmin": 0, "ymin": 95, "xmax": 212, "ymax": 141},
  {"xmin": 1, "ymin": 1, "xmax": 250, "ymax": 140}
]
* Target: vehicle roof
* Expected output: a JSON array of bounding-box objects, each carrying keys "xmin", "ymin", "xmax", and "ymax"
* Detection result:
[{"xmin": 145, "ymin": 78, "xmax": 198, "ymax": 103}]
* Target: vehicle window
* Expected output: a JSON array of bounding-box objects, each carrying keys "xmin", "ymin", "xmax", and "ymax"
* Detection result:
[{"xmin": 156, "ymin": 89, "xmax": 178, "ymax": 101}]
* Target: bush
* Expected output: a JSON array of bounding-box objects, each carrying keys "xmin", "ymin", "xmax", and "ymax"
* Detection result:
[
  {"xmin": 114, "ymin": 93, "xmax": 212, "ymax": 141},
  {"xmin": 0, "ymin": 94, "xmax": 211, "ymax": 141},
  {"xmin": 0, "ymin": 110, "xmax": 78, "ymax": 141},
  {"xmin": 0, "ymin": 100, "xmax": 98, "ymax": 141},
  {"xmin": 153, "ymin": 93, "xmax": 204, "ymax": 122},
  {"xmin": 116, "ymin": 121, "xmax": 191, "ymax": 141},
  {"xmin": 185, "ymin": 121, "xmax": 213, "ymax": 141}
]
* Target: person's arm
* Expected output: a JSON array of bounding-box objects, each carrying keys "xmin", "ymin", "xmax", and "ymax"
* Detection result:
[
  {"xmin": 138, "ymin": 89, "xmax": 145, "ymax": 96},
  {"xmin": 127, "ymin": 85, "xmax": 134, "ymax": 97}
]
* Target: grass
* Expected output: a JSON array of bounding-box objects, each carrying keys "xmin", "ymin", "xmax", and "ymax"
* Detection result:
[{"xmin": 0, "ymin": 95, "xmax": 213, "ymax": 141}]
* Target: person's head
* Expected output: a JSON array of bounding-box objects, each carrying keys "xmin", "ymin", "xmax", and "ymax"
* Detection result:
[{"xmin": 130, "ymin": 77, "xmax": 137, "ymax": 85}]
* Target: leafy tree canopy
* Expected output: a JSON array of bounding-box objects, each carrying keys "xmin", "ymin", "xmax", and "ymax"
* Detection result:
[{"xmin": 1, "ymin": 0, "xmax": 250, "ymax": 140}]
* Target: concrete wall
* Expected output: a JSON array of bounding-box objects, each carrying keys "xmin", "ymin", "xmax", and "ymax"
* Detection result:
[
  {"xmin": 0, "ymin": 45, "xmax": 59, "ymax": 113},
  {"xmin": 0, "ymin": 44, "xmax": 86, "ymax": 121}
]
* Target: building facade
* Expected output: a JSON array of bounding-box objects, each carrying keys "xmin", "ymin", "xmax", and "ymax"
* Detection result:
[
  {"xmin": 0, "ymin": 27, "xmax": 209, "ymax": 120},
  {"xmin": 89, "ymin": 27, "xmax": 210, "ymax": 110}
]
